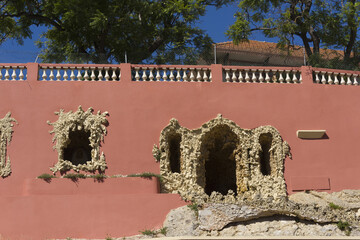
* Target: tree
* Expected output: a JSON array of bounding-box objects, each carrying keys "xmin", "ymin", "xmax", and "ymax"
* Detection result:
[
  {"xmin": 226, "ymin": 0, "xmax": 360, "ymax": 69},
  {"xmin": 0, "ymin": 0, "xmax": 232, "ymax": 64}
]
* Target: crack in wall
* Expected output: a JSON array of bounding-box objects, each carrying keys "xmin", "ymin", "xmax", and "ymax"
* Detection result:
[
  {"xmin": 154, "ymin": 114, "xmax": 291, "ymax": 204},
  {"xmin": 48, "ymin": 106, "xmax": 109, "ymax": 174}
]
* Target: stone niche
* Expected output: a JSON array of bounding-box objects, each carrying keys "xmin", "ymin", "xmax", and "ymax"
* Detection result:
[
  {"xmin": 153, "ymin": 114, "xmax": 291, "ymax": 204},
  {"xmin": 48, "ymin": 106, "xmax": 109, "ymax": 174}
]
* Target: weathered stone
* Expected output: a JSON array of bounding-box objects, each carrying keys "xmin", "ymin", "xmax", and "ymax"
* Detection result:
[
  {"xmin": 163, "ymin": 205, "xmax": 199, "ymax": 237},
  {"xmin": 48, "ymin": 106, "xmax": 108, "ymax": 174},
  {"xmin": 156, "ymin": 115, "xmax": 291, "ymax": 204},
  {"xmin": 0, "ymin": 112, "xmax": 17, "ymax": 177}
]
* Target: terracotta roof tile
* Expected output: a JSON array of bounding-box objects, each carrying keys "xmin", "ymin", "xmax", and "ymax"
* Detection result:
[{"xmin": 215, "ymin": 40, "xmax": 344, "ymax": 60}]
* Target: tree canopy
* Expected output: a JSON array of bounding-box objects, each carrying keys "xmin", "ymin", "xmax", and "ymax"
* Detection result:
[
  {"xmin": 0, "ymin": 0, "xmax": 232, "ymax": 64},
  {"xmin": 226, "ymin": 0, "xmax": 360, "ymax": 69}
]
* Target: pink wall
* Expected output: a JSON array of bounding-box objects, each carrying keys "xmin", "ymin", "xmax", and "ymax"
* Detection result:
[{"xmin": 0, "ymin": 63, "xmax": 359, "ymax": 239}]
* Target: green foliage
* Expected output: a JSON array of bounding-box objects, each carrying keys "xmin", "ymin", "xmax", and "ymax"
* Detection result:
[
  {"xmin": 159, "ymin": 227, "xmax": 167, "ymax": 236},
  {"xmin": 89, "ymin": 173, "xmax": 107, "ymax": 182},
  {"xmin": 127, "ymin": 172, "xmax": 163, "ymax": 183},
  {"xmin": 329, "ymin": 202, "xmax": 343, "ymax": 210},
  {"xmin": 140, "ymin": 229, "xmax": 157, "ymax": 237},
  {"xmin": 337, "ymin": 220, "xmax": 351, "ymax": 236},
  {"xmin": 187, "ymin": 202, "xmax": 199, "ymax": 217},
  {"xmin": 105, "ymin": 235, "xmax": 113, "ymax": 240},
  {"xmin": 0, "ymin": 0, "xmax": 233, "ymax": 64},
  {"xmin": 63, "ymin": 173, "xmax": 87, "ymax": 181},
  {"xmin": 37, "ymin": 173, "xmax": 56, "ymax": 183},
  {"xmin": 227, "ymin": 0, "xmax": 360, "ymax": 70}
]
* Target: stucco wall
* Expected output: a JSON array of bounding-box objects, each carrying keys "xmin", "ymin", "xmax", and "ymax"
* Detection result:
[{"xmin": 0, "ymin": 63, "xmax": 359, "ymax": 239}]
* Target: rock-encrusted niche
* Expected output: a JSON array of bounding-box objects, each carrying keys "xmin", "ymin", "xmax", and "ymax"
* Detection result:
[
  {"xmin": 48, "ymin": 106, "xmax": 109, "ymax": 174},
  {"xmin": 153, "ymin": 114, "xmax": 291, "ymax": 204},
  {"xmin": 0, "ymin": 113, "xmax": 17, "ymax": 177}
]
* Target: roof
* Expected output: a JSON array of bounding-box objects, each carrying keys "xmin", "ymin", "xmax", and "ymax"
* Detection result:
[{"xmin": 215, "ymin": 40, "xmax": 344, "ymax": 60}]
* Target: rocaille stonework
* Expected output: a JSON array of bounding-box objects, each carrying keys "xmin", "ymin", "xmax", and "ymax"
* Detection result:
[
  {"xmin": 153, "ymin": 114, "xmax": 291, "ymax": 204},
  {"xmin": 48, "ymin": 106, "xmax": 108, "ymax": 174},
  {"xmin": 0, "ymin": 112, "xmax": 17, "ymax": 177}
]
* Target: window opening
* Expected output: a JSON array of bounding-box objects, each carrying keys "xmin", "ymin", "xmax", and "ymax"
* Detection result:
[
  {"xmin": 168, "ymin": 133, "xmax": 181, "ymax": 173},
  {"xmin": 259, "ymin": 133, "xmax": 272, "ymax": 175},
  {"xmin": 63, "ymin": 130, "xmax": 92, "ymax": 165}
]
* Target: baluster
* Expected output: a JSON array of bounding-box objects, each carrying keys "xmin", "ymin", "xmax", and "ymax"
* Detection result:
[
  {"xmin": 84, "ymin": 68, "xmax": 89, "ymax": 81},
  {"xmin": 111, "ymin": 68, "xmax": 117, "ymax": 81},
  {"xmin": 347, "ymin": 75, "xmax": 352, "ymax": 85},
  {"xmin": 203, "ymin": 68, "xmax": 209, "ymax": 82},
  {"xmin": 190, "ymin": 68, "xmax": 195, "ymax": 82},
  {"xmin": 19, "ymin": 67, "xmax": 24, "ymax": 80},
  {"xmin": 141, "ymin": 67, "xmax": 147, "ymax": 81},
  {"xmin": 327, "ymin": 73, "xmax": 333, "ymax": 84},
  {"xmin": 285, "ymin": 70, "xmax": 291, "ymax": 83},
  {"xmin": 245, "ymin": 69, "xmax": 250, "ymax": 82},
  {"xmin": 134, "ymin": 67, "xmax": 140, "ymax": 81},
  {"xmin": 63, "ymin": 69, "xmax": 69, "ymax": 80},
  {"xmin": 299, "ymin": 73, "xmax": 302, "ymax": 83},
  {"xmin": 49, "ymin": 68, "xmax": 54, "ymax": 81},
  {"xmin": 41, "ymin": 68, "xmax": 47, "ymax": 81},
  {"xmin": 314, "ymin": 71, "xmax": 320, "ymax": 83},
  {"xmin": 98, "ymin": 68, "xmax": 103, "ymax": 81},
  {"xmin": 149, "ymin": 67, "xmax": 154, "ymax": 81},
  {"xmin": 265, "ymin": 70, "xmax": 270, "ymax": 83},
  {"xmin": 104, "ymin": 68, "xmax": 110, "ymax": 81},
  {"xmin": 278, "ymin": 71, "xmax": 284, "ymax": 83},
  {"xmin": 56, "ymin": 67, "xmax": 61, "ymax": 81},
  {"xmin": 238, "ymin": 70, "xmax": 243, "ymax": 82},
  {"xmin": 340, "ymin": 73, "xmax": 346, "ymax": 85},
  {"xmin": 258, "ymin": 69, "xmax": 264, "ymax": 83},
  {"xmin": 334, "ymin": 73, "xmax": 339, "ymax": 84},
  {"xmin": 182, "ymin": 68, "xmax": 188, "ymax": 81},
  {"xmin": 231, "ymin": 70, "xmax": 237, "ymax": 82},
  {"xmin": 156, "ymin": 69, "xmax": 161, "ymax": 81},
  {"xmin": 169, "ymin": 68, "xmax": 175, "ymax": 81},
  {"xmin": 77, "ymin": 68, "xmax": 82, "ymax": 81},
  {"xmin": 163, "ymin": 68, "xmax": 168, "ymax": 81},
  {"xmin": 292, "ymin": 71, "xmax": 298, "ymax": 83},
  {"xmin": 196, "ymin": 69, "xmax": 202, "ymax": 81},
  {"xmin": 321, "ymin": 72, "xmax": 327, "ymax": 84},
  {"xmin": 353, "ymin": 74, "xmax": 359, "ymax": 85},
  {"xmin": 70, "ymin": 67, "xmax": 76, "ymax": 81},
  {"xmin": 0, "ymin": 67, "xmax": 3, "ymax": 80},
  {"xmin": 225, "ymin": 69, "xmax": 230, "ymax": 82},
  {"xmin": 176, "ymin": 68, "xmax": 181, "ymax": 81},
  {"xmin": 90, "ymin": 68, "xmax": 96, "ymax": 81},
  {"xmin": 251, "ymin": 70, "xmax": 257, "ymax": 82},
  {"xmin": 209, "ymin": 71, "xmax": 212, "ymax": 82},
  {"xmin": 10, "ymin": 67, "xmax": 16, "ymax": 80}
]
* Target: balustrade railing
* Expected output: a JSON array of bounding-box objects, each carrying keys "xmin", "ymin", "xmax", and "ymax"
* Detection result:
[
  {"xmin": 313, "ymin": 69, "xmax": 360, "ymax": 86},
  {"xmin": 0, "ymin": 65, "xmax": 27, "ymax": 81},
  {"xmin": 39, "ymin": 64, "xmax": 121, "ymax": 81},
  {"xmin": 223, "ymin": 67, "xmax": 302, "ymax": 84},
  {"xmin": 132, "ymin": 65, "xmax": 211, "ymax": 82}
]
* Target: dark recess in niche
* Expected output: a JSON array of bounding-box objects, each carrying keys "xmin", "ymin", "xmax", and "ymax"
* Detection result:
[
  {"xmin": 168, "ymin": 133, "xmax": 182, "ymax": 173},
  {"xmin": 63, "ymin": 130, "xmax": 92, "ymax": 165},
  {"xmin": 202, "ymin": 125, "xmax": 238, "ymax": 196},
  {"xmin": 259, "ymin": 133, "xmax": 272, "ymax": 176}
]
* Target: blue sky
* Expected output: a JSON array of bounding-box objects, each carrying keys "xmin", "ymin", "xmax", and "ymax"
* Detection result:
[{"xmin": 0, "ymin": 3, "xmax": 273, "ymax": 63}]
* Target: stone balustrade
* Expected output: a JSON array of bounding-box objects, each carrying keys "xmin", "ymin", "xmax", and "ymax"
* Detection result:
[
  {"xmin": 223, "ymin": 67, "xmax": 302, "ymax": 84},
  {"xmin": 0, "ymin": 64, "xmax": 27, "ymax": 81},
  {"xmin": 132, "ymin": 65, "xmax": 211, "ymax": 82},
  {"xmin": 313, "ymin": 68, "xmax": 360, "ymax": 85},
  {"xmin": 39, "ymin": 64, "xmax": 121, "ymax": 81}
]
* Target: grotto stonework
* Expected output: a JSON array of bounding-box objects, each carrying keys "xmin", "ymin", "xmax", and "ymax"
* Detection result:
[
  {"xmin": 153, "ymin": 114, "xmax": 291, "ymax": 204},
  {"xmin": 48, "ymin": 106, "xmax": 108, "ymax": 174},
  {"xmin": 0, "ymin": 112, "xmax": 17, "ymax": 177}
]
